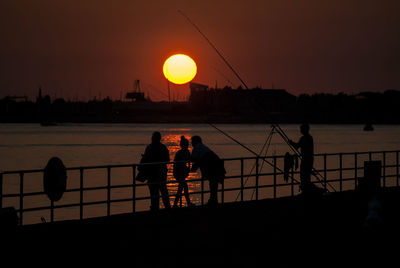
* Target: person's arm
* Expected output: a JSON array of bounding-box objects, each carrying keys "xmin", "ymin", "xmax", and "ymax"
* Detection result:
[
  {"xmin": 190, "ymin": 150, "xmax": 199, "ymax": 172},
  {"xmin": 142, "ymin": 145, "xmax": 150, "ymax": 162},
  {"xmin": 289, "ymin": 137, "xmax": 302, "ymax": 150}
]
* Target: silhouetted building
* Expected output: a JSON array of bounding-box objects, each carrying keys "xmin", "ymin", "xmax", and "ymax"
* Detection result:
[{"xmin": 189, "ymin": 82, "xmax": 296, "ymax": 120}]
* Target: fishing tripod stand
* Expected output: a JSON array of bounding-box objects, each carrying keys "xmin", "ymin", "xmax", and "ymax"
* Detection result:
[{"xmin": 209, "ymin": 123, "xmax": 336, "ymax": 202}]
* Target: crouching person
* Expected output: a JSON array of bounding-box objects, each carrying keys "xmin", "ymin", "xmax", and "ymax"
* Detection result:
[{"xmin": 190, "ymin": 135, "xmax": 226, "ymax": 206}]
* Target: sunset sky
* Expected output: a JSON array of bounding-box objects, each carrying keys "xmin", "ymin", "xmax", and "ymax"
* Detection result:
[{"xmin": 1, "ymin": 0, "xmax": 399, "ymax": 101}]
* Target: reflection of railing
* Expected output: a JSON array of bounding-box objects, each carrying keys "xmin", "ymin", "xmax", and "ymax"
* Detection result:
[{"xmin": 0, "ymin": 150, "xmax": 399, "ymax": 225}]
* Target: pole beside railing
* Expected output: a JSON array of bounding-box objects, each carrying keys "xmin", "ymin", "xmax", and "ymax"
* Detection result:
[
  {"xmin": 396, "ymin": 151, "xmax": 399, "ymax": 187},
  {"xmin": 324, "ymin": 154, "xmax": 327, "ymax": 191},
  {"xmin": 107, "ymin": 167, "xmax": 111, "ymax": 217},
  {"xmin": 354, "ymin": 153, "xmax": 358, "ymax": 189},
  {"xmin": 19, "ymin": 172, "xmax": 24, "ymax": 225},
  {"xmin": 240, "ymin": 158, "xmax": 244, "ymax": 202},
  {"xmin": 273, "ymin": 156, "xmax": 277, "ymax": 199},
  {"xmin": 132, "ymin": 165, "xmax": 136, "ymax": 213},
  {"xmin": 0, "ymin": 173, "xmax": 3, "ymax": 209},
  {"xmin": 339, "ymin": 153, "xmax": 343, "ymax": 192},
  {"xmin": 255, "ymin": 157, "xmax": 259, "ymax": 201},
  {"xmin": 80, "ymin": 168, "xmax": 84, "ymax": 220},
  {"xmin": 383, "ymin": 152, "xmax": 386, "ymax": 187}
]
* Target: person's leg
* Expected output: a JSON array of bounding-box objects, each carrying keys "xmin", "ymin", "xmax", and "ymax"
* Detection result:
[
  {"xmin": 182, "ymin": 181, "xmax": 192, "ymax": 204},
  {"xmin": 300, "ymin": 162, "xmax": 312, "ymax": 193},
  {"xmin": 159, "ymin": 182, "xmax": 171, "ymax": 209},
  {"xmin": 148, "ymin": 183, "xmax": 160, "ymax": 211},
  {"xmin": 208, "ymin": 179, "xmax": 218, "ymax": 206},
  {"xmin": 173, "ymin": 182, "xmax": 183, "ymax": 207}
]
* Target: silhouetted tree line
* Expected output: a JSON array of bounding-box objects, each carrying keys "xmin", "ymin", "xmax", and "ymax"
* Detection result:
[
  {"xmin": 294, "ymin": 90, "xmax": 400, "ymax": 124},
  {"xmin": 0, "ymin": 90, "xmax": 399, "ymax": 123}
]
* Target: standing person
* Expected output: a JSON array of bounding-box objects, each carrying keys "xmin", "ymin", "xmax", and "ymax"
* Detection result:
[
  {"xmin": 190, "ymin": 135, "xmax": 226, "ymax": 206},
  {"xmin": 289, "ymin": 123, "xmax": 314, "ymax": 193},
  {"xmin": 173, "ymin": 136, "xmax": 195, "ymax": 208},
  {"xmin": 142, "ymin": 131, "xmax": 171, "ymax": 211}
]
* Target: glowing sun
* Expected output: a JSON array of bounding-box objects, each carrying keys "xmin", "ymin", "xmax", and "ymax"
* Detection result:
[{"xmin": 163, "ymin": 54, "xmax": 197, "ymax": 84}]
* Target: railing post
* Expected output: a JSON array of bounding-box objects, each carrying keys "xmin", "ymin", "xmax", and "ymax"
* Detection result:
[
  {"xmin": 339, "ymin": 153, "xmax": 343, "ymax": 192},
  {"xmin": 132, "ymin": 165, "xmax": 136, "ymax": 213},
  {"xmin": 80, "ymin": 168, "xmax": 84, "ymax": 220},
  {"xmin": 354, "ymin": 153, "xmax": 358, "ymax": 189},
  {"xmin": 0, "ymin": 173, "xmax": 3, "ymax": 209},
  {"xmin": 255, "ymin": 157, "xmax": 259, "ymax": 201},
  {"xmin": 19, "ymin": 172, "xmax": 24, "ymax": 225},
  {"xmin": 107, "ymin": 167, "xmax": 111, "ymax": 217},
  {"xmin": 397, "ymin": 151, "xmax": 399, "ymax": 187},
  {"xmin": 291, "ymin": 168, "xmax": 294, "ymax": 197},
  {"xmin": 323, "ymin": 154, "xmax": 327, "ymax": 192},
  {"xmin": 201, "ymin": 175, "xmax": 204, "ymax": 206},
  {"xmin": 273, "ymin": 156, "xmax": 277, "ymax": 199},
  {"xmin": 240, "ymin": 158, "xmax": 244, "ymax": 202},
  {"xmin": 50, "ymin": 200, "xmax": 54, "ymax": 223},
  {"xmin": 221, "ymin": 160, "xmax": 225, "ymax": 204},
  {"xmin": 383, "ymin": 152, "xmax": 386, "ymax": 188}
]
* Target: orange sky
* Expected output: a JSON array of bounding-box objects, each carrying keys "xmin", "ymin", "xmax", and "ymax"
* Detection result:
[{"xmin": 0, "ymin": 0, "xmax": 399, "ymax": 101}]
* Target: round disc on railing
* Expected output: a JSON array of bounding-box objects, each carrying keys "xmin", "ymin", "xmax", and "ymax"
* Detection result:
[{"xmin": 43, "ymin": 157, "xmax": 67, "ymax": 202}]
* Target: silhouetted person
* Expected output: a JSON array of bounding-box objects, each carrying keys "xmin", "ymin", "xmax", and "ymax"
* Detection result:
[
  {"xmin": 190, "ymin": 135, "xmax": 226, "ymax": 206},
  {"xmin": 142, "ymin": 131, "xmax": 171, "ymax": 211},
  {"xmin": 289, "ymin": 123, "xmax": 314, "ymax": 193},
  {"xmin": 173, "ymin": 136, "xmax": 194, "ymax": 208}
]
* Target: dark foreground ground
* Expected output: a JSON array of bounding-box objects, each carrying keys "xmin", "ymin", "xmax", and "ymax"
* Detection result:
[{"xmin": 2, "ymin": 188, "xmax": 400, "ymax": 267}]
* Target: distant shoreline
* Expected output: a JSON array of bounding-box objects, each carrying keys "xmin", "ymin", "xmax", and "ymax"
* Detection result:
[{"xmin": 2, "ymin": 89, "xmax": 400, "ymax": 124}]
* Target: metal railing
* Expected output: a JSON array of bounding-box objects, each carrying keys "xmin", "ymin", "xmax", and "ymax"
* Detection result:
[{"xmin": 0, "ymin": 150, "xmax": 399, "ymax": 225}]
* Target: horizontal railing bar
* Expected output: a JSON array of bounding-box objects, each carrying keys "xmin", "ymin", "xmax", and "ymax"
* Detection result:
[
  {"xmin": 2, "ymin": 149, "xmax": 399, "ymax": 175},
  {"xmin": 2, "ymin": 171, "xmax": 397, "ymax": 199},
  {"xmin": 2, "ymin": 169, "xmax": 397, "ymax": 198},
  {"xmin": 314, "ymin": 150, "xmax": 400, "ymax": 157},
  {"xmin": 19, "ymin": 202, "xmax": 82, "ymax": 213}
]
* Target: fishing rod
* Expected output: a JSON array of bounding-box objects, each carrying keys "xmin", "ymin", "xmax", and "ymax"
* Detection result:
[{"xmin": 178, "ymin": 10, "xmax": 249, "ymax": 90}]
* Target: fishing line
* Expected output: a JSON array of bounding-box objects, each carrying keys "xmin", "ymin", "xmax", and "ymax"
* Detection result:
[
  {"xmin": 234, "ymin": 127, "xmax": 274, "ymax": 201},
  {"xmin": 249, "ymin": 128, "xmax": 275, "ymax": 200},
  {"xmin": 208, "ymin": 123, "xmax": 301, "ymax": 186}
]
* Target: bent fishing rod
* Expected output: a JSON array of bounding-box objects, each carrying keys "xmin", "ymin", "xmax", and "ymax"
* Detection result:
[
  {"xmin": 180, "ymin": 10, "xmax": 331, "ymax": 192},
  {"xmin": 178, "ymin": 10, "xmax": 249, "ymax": 90}
]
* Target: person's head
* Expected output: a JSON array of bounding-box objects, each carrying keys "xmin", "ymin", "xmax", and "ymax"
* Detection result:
[
  {"xmin": 300, "ymin": 123, "xmax": 310, "ymax": 135},
  {"xmin": 191, "ymin": 135, "xmax": 202, "ymax": 147},
  {"xmin": 151, "ymin": 131, "xmax": 162, "ymax": 143},
  {"xmin": 180, "ymin": 136, "xmax": 189, "ymax": 149}
]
